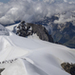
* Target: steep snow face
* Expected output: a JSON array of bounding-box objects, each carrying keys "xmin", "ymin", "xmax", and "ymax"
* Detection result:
[
  {"xmin": 0, "ymin": 25, "xmax": 28, "ymax": 61},
  {"xmin": 0, "ymin": 36, "xmax": 28, "ymax": 61},
  {"xmin": 0, "ymin": 25, "xmax": 75, "ymax": 75}
]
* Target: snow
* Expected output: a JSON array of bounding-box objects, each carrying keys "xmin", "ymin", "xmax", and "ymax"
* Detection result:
[
  {"xmin": 1, "ymin": 59, "xmax": 28, "ymax": 75},
  {"xmin": 0, "ymin": 24, "xmax": 75, "ymax": 75},
  {"xmin": 0, "ymin": 25, "xmax": 9, "ymax": 35},
  {"xmin": 6, "ymin": 23, "xmax": 19, "ymax": 33},
  {"xmin": 27, "ymin": 33, "xmax": 40, "ymax": 40}
]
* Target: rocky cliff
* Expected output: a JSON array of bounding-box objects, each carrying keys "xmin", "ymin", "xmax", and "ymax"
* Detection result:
[{"xmin": 16, "ymin": 22, "xmax": 54, "ymax": 43}]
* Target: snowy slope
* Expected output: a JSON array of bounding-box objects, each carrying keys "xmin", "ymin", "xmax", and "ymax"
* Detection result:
[
  {"xmin": 6, "ymin": 23, "xmax": 19, "ymax": 33},
  {"xmin": 0, "ymin": 24, "xmax": 75, "ymax": 75}
]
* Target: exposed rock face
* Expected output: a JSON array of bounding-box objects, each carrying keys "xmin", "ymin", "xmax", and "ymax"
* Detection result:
[
  {"xmin": 16, "ymin": 21, "xmax": 33, "ymax": 37},
  {"xmin": 0, "ymin": 68, "xmax": 5, "ymax": 75},
  {"xmin": 34, "ymin": 16, "xmax": 75, "ymax": 48},
  {"xmin": 16, "ymin": 21, "xmax": 54, "ymax": 43},
  {"xmin": 27, "ymin": 23, "xmax": 54, "ymax": 42},
  {"xmin": 61, "ymin": 63, "xmax": 75, "ymax": 75}
]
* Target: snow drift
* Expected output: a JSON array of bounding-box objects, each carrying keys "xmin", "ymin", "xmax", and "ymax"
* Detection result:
[{"xmin": 0, "ymin": 24, "xmax": 75, "ymax": 75}]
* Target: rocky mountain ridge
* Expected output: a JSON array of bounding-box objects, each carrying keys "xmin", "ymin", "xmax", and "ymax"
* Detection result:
[
  {"xmin": 34, "ymin": 16, "xmax": 75, "ymax": 48},
  {"xmin": 15, "ymin": 21, "xmax": 54, "ymax": 43}
]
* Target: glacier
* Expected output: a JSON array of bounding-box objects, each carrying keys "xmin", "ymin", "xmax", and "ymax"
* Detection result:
[{"xmin": 0, "ymin": 24, "xmax": 75, "ymax": 75}]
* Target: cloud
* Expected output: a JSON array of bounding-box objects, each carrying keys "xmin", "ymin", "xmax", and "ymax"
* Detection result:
[
  {"xmin": 54, "ymin": 10, "xmax": 75, "ymax": 24},
  {"xmin": 0, "ymin": 0, "xmax": 75, "ymax": 25}
]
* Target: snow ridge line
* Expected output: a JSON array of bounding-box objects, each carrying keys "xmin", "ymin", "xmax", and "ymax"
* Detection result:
[{"xmin": 3, "ymin": 36, "xmax": 16, "ymax": 47}]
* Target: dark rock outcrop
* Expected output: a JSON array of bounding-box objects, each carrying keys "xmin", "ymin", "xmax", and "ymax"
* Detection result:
[
  {"xmin": 16, "ymin": 21, "xmax": 54, "ymax": 43},
  {"xmin": 27, "ymin": 23, "xmax": 54, "ymax": 42},
  {"xmin": 0, "ymin": 68, "xmax": 5, "ymax": 75},
  {"xmin": 61, "ymin": 63, "xmax": 75, "ymax": 75}
]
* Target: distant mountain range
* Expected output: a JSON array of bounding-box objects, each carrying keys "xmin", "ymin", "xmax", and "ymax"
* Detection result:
[
  {"xmin": 34, "ymin": 15, "xmax": 75, "ymax": 48},
  {"xmin": 5, "ymin": 14, "xmax": 75, "ymax": 48}
]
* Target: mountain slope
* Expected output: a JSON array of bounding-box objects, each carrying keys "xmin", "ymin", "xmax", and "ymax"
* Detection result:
[
  {"xmin": 34, "ymin": 16, "xmax": 75, "ymax": 48},
  {"xmin": 52, "ymin": 22, "xmax": 75, "ymax": 48},
  {"xmin": 0, "ymin": 24, "xmax": 75, "ymax": 75},
  {"xmin": 6, "ymin": 22, "xmax": 54, "ymax": 42}
]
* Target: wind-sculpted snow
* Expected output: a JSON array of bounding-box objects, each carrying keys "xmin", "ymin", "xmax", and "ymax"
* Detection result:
[
  {"xmin": 0, "ymin": 0, "xmax": 75, "ymax": 24},
  {"xmin": 0, "ymin": 29, "xmax": 75, "ymax": 75}
]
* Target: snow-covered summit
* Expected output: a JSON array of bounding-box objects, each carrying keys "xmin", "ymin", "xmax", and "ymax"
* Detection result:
[{"xmin": 0, "ymin": 24, "xmax": 75, "ymax": 75}]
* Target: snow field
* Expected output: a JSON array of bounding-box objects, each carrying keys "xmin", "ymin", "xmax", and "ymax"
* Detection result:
[{"xmin": 0, "ymin": 25, "xmax": 75, "ymax": 75}]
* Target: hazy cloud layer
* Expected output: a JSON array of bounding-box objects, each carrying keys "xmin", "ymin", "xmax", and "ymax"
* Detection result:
[{"xmin": 0, "ymin": 0, "xmax": 75, "ymax": 24}]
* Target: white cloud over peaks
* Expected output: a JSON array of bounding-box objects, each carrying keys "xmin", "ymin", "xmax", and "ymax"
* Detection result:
[
  {"xmin": 0, "ymin": 0, "xmax": 75, "ymax": 25},
  {"xmin": 54, "ymin": 11, "xmax": 75, "ymax": 24}
]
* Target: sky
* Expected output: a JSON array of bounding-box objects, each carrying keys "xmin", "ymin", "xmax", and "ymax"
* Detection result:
[
  {"xmin": 0, "ymin": 0, "xmax": 10, "ymax": 3},
  {"xmin": 0, "ymin": 0, "xmax": 75, "ymax": 25}
]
